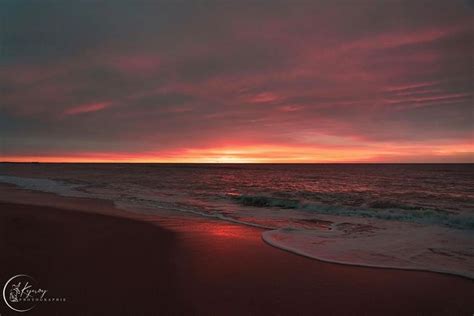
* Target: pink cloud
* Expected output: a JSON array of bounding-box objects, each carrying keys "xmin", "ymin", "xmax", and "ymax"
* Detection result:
[
  {"xmin": 64, "ymin": 102, "xmax": 112, "ymax": 115},
  {"xmin": 278, "ymin": 105, "xmax": 305, "ymax": 112},
  {"xmin": 249, "ymin": 92, "xmax": 279, "ymax": 103},
  {"xmin": 384, "ymin": 82, "xmax": 441, "ymax": 93}
]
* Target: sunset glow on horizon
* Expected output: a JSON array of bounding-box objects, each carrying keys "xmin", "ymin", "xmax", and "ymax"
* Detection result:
[
  {"xmin": 1, "ymin": 1, "xmax": 473, "ymax": 163},
  {"xmin": 3, "ymin": 141, "xmax": 473, "ymax": 163}
]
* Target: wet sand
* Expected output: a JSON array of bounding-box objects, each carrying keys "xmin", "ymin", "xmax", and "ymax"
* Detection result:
[{"xmin": 0, "ymin": 186, "xmax": 473, "ymax": 315}]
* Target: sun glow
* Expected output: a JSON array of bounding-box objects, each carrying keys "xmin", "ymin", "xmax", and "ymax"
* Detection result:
[{"xmin": 2, "ymin": 141, "xmax": 472, "ymax": 163}]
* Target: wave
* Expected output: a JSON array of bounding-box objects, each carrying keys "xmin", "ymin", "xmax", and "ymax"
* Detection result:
[
  {"xmin": 115, "ymin": 198, "xmax": 273, "ymax": 230},
  {"xmin": 367, "ymin": 199, "xmax": 423, "ymax": 210},
  {"xmin": 0, "ymin": 175, "xmax": 85, "ymax": 197},
  {"xmin": 233, "ymin": 194, "xmax": 300, "ymax": 209},
  {"xmin": 232, "ymin": 194, "xmax": 474, "ymax": 230},
  {"xmin": 262, "ymin": 225, "xmax": 474, "ymax": 279}
]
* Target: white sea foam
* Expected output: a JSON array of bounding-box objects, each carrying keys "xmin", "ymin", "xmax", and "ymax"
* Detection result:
[{"xmin": 262, "ymin": 221, "xmax": 474, "ymax": 279}]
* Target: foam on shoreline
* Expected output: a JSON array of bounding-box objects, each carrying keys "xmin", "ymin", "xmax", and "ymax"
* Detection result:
[{"xmin": 262, "ymin": 224, "xmax": 474, "ymax": 279}]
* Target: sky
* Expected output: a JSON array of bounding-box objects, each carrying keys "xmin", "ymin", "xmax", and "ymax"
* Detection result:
[{"xmin": 1, "ymin": 0, "xmax": 473, "ymax": 163}]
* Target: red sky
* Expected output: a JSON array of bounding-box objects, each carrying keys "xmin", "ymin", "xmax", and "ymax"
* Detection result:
[{"xmin": 1, "ymin": 1, "xmax": 473, "ymax": 163}]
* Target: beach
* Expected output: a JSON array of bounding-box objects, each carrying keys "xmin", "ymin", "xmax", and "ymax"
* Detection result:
[
  {"xmin": 3, "ymin": 0, "xmax": 473, "ymax": 313},
  {"xmin": 1, "ymin": 184, "xmax": 473, "ymax": 315}
]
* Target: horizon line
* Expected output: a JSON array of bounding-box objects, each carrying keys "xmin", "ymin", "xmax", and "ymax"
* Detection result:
[{"xmin": 1, "ymin": 161, "xmax": 472, "ymax": 165}]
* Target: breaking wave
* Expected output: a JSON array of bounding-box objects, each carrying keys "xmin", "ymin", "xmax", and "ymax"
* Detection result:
[
  {"xmin": 233, "ymin": 194, "xmax": 300, "ymax": 209},
  {"xmin": 232, "ymin": 194, "xmax": 474, "ymax": 230}
]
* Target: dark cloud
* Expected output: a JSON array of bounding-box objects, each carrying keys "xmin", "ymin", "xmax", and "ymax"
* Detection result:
[{"xmin": 1, "ymin": 0, "xmax": 472, "ymax": 161}]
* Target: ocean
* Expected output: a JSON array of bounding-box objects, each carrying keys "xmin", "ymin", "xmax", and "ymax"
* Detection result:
[{"xmin": 1, "ymin": 163, "xmax": 473, "ymax": 278}]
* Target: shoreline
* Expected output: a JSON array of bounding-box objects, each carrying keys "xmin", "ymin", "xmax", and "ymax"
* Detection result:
[
  {"xmin": 1, "ymin": 185, "xmax": 474, "ymax": 314},
  {"xmin": 3, "ymin": 181, "xmax": 472, "ymax": 281},
  {"xmin": 262, "ymin": 230, "xmax": 474, "ymax": 281}
]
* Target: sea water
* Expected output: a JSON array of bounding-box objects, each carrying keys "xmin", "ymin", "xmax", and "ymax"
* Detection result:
[{"xmin": 1, "ymin": 163, "xmax": 473, "ymax": 278}]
